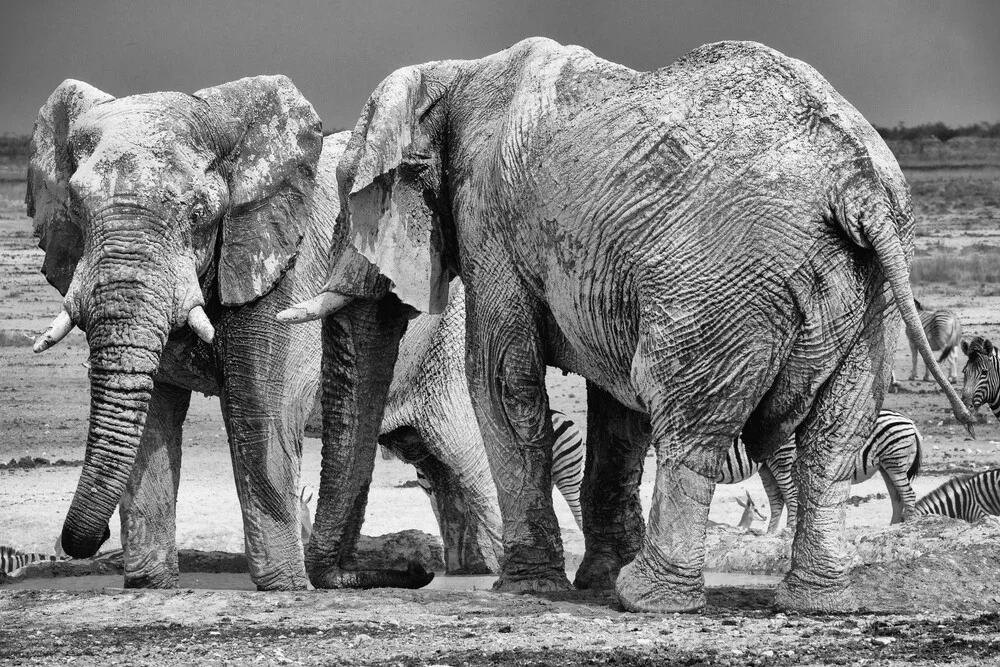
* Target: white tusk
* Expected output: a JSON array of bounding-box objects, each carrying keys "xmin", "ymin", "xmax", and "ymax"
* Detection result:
[
  {"xmin": 275, "ymin": 292, "xmax": 353, "ymax": 324},
  {"xmin": 34, "ymin": 310, "xmax": 75, "ymax": 354},
  {"xmin": 187, "ymin": 305, "xmax": 215, "ymax": 344}
]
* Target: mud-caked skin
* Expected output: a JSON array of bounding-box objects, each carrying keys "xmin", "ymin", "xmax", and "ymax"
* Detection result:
[
  {"xmin": 303, "ymin": 37, "xmax": 974, "ymax": 612},
  {"xmin": 27, "ymin": 78, "xmax": 508, "ymax": 591}
]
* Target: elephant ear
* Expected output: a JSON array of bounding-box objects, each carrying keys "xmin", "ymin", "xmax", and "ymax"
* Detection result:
[
  {"xmin": 194, "ymin": 75, "xmax": 323, "ymax": 306},
  {"xmin": 338, "ymin": 66, "xmax": 451, "ymax": 314},
  {"xmin": 27, "ymin": 80, "xmax": 114, "ymax": 295}
]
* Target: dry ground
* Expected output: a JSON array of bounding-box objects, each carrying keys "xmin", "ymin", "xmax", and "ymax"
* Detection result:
[{"xmin": 2, "ymin": 165, "xmax": 1000, "ymax": 664}]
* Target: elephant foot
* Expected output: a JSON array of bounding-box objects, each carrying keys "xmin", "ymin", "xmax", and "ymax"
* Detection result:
[
  {"xmin": 492, "ymin": 569, "xmax": 572, "ymax": 593},
  {"xmin": 310, "ymin": 562, "xmax": 434, "ymax": 590},
  {"xmin": 574, "ymin": 553, "xmax": 626, "ymax": 590},
  {"xmin": 774, "ymin": 568, "xmax": 858, "ymax": 613},
  {"xmin": 615, "ymin": 556, "xmax": 705, "ymax": 613},
  {"xmin": 124, "ymin": 571, "xmax": 178, "ymax": 589}
]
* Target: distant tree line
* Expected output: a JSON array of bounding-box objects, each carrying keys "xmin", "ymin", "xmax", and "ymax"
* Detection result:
[
  {"xmin": 0, "ymin": 134, "xmax": 30, "ymax": 160},
  {"xmin": 874, "ymin": 121, "xmax": 1000, "ymax": 142},
  {"xmin": 0, "ymin": 128, "xmax": 350, "ymax": 160},
  {"xmin": 1, "ymin": 121, "xmax": 997, "ymax": 160}
]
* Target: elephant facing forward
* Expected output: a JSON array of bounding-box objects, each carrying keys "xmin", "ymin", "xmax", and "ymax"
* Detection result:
[
  {"xmin": 285, "ymin": 38, "xmax": 973, "ymax": 612},
  {"xmin": 26, "ymin": 76, "xmax": 565, "ymax": 589}
]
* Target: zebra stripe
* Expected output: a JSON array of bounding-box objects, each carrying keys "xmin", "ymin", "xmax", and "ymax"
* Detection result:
[
  {"xmin": 961, "ymin": 336, "xmax": 1000, "ymax": 421},
  {"xmin": 415, "ymin": 409, "xmax": 585, "ymax": 529},
  {"xmin": 910, "ymin": 299, "xmax": 963, "ymax": 381},
  {"xmin": 549, "ymin": 410, "xmax": 584, "ymax": 529},
  {"xmin": 0, "ymin": 546, "xmax": 63, "ymax": 577},
  {"xmin": 717, "ymin": 409, "xmax": 923, "ymax": 532},
  {"xmin": 915, "ymin": 469, "xmax": 1000, "ymax": 522}
]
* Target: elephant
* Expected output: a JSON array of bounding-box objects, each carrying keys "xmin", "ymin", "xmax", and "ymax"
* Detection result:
[
  {"xmin": 281, "ymin": 37, "xmax": 974, "ymax": 612},
  {"xmin": 25, "ymin": 75, "xmax": 533, "ymax": 590}
]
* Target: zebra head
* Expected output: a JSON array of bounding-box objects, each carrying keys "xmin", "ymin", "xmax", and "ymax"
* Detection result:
[{"xmin": 961, "ymin": 337, "xmax": 999, "ymax": 418}]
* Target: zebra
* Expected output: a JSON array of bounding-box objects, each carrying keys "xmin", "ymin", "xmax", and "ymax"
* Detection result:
[
  {"xmin": 416, "ymin": 409, "xmax": 585, "ymax": 529},
  {"xmin": 909, "ymin": 299, "xmax": 963, "ymax": 383},
  {"xmin": 0, "ymin": 545, "xmax": 65, "ymax": 578},
  {"xmin": 960, "ymin": 336, "xmax": 1000, "ymax": 421},
  {"xmin": 717, "ymin": 409, "xmax": 923, "ymax": 532},
  {"xmin": 914, "ymin": 469, "xmax": 1000, "ymax": 522}
]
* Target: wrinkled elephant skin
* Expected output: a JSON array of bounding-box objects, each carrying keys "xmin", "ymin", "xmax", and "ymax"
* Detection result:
[
  {"xmin": 317, "ymin": 38, "xmax": 973, "ymax": 612},
  {"xmin": 27, "ymin": 78, "xmax": 505, "ymax": 591}
]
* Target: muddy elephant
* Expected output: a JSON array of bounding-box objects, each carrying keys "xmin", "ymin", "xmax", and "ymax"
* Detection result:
[
  {"xmin": 26, "ymin": 76, "xmax": 519, "ymax": 590},
  {"xmin": 283, "ymin": 38, "xmax": 973, "ymax": 612}
]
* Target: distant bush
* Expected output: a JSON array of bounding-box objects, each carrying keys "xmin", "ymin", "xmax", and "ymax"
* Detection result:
[
  {"xmin": 0, "ymin": 134, "xmax": 30, "ymax": 160},
  {"xmin": 0, "ymin": 330, "xmax": 33, "ymax": 347},
  {"xmin": 911, "ymin": 245, "xmax": 1000, "ymax": 286},
  {"xmin": 875, "ymin": 121, "xmax": 1000, "ymax": 142}
]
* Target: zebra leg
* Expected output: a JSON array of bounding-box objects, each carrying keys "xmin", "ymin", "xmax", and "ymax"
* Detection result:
[
  {"xmin": 574, "ymin": 383, "xmax": 650, "ymax": 590},
  {"xmin": 119, "ymin": 381, "xmax": 190, "ymax": 588},
  {"xmin": 549, "ymin": 411, "xmax": 585, "ymax": 530},
  {"xmin": 758, "ymin": 464, "xmax": 786, "ymax": 534},
  {"xmin": 878, "ymin": 467, "xmax": 913, "ymax": 524}
]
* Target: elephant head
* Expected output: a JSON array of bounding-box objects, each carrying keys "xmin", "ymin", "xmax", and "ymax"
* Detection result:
[{"xmin": 28, "ymin": 76, "xmax": 322, "ymax": 558}]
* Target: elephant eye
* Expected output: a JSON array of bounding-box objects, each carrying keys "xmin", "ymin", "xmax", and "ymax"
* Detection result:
[{"xmin": 190, "ymin": 203, "xmax": 205, "ymax": 224}]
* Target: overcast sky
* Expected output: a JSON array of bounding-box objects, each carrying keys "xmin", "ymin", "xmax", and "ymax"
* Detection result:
[{"xmin": 2, "ymin": 0, "xmax": 998, "ymax": 135}]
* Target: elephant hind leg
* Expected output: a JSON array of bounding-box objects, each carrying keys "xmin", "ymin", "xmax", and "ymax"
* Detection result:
[
  {"xmin": 465, "ymin": 279, "xmax": 570, "ymax": 593},
  {"xmin": 615, "ymin": 322, "xmax": 775, "ymax": 613},
  {"xmin": 574, "ymin": 382, "xmax": 650, "ymax": 590},
  {"xmin": 773, "ymin": 346, "xmax": 884, "ymax": 612},
  {"xmin": 614, "ymin": 424, "xmax": 732, "ymax": 613}
]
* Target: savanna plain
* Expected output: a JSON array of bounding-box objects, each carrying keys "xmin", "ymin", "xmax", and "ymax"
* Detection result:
[{"xmin": 2, "ymin": 138, "xmax": 1000, "ymax": 665}]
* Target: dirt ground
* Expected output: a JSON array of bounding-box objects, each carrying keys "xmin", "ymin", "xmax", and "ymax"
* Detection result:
[{"xmin": 2, "ymin": 163, "xmax": 1000, "ymax": 665}]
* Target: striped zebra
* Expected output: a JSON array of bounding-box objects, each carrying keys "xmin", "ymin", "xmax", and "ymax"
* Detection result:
[
  {"xmin": 960, "ymin": 336, "xmax": 1000, "ymax": 420},
  {"xmin": 909, "ymin": 299, "xmax": 963, "ymax": 383},
  {"xmin": 717, "ymin": 409, "xmax": 923, "ymax": 532},
  {"xmin": 416, "ymin": 409, "xmax": 585, "ymax": 529},
  {"xmin": 0, "ymin": 545, "xmax": 65, "ymax": 578},
  {"xmin": 914, "ymin": 469, "xmax": 1000, "ymax": 522}
]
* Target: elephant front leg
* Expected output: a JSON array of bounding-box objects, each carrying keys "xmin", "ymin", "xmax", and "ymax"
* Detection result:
[
  {"xmin": 217, "ymin": 305, "xmax": 315, "ymax": 591},
  {"xmin": 466, "ymin": 286, "xmax": 570, "ymax": 593},
  {"xmin": 119, "ymin": 381, "xmax": 190, "ymax": 588},
  {"xmin": 575, "ymin": 382, "xmax": 649, "ymax": 590}
]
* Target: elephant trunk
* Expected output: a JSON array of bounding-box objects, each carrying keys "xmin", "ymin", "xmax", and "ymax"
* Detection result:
[
  {"xmin": 306, "ymin": 298, "xmax": 433, "ymax": 589},
  {"xmin": 58, "ymin": 213, "xmax": 196, "ymax": 558},
  {"xmin": 60, "ymin": 327, "xmax": 167, "ymax": 558}
]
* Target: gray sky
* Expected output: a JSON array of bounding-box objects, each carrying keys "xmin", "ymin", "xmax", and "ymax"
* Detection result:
[{"xmin": 2, "ymin": 0, "xmax": 998, "ymax": 135}]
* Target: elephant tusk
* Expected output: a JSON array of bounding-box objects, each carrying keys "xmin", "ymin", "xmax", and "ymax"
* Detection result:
[
  {"xmin": 33, "ymin": 310, "xmax": 75, "ymax": 354},
  {"xmin": 187, "ymin": 305, "xmax": 215, "ymax": 344},
  {"xmin": 275, "ymin": 292, "xmax": 354, "ymax": 324}
]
